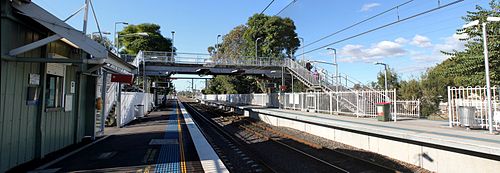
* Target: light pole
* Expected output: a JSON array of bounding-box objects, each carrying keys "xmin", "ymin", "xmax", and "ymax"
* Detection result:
[
  {"xmin": 171, "ymin": 31, "xmax": 175, "ymax": 61},
  {"xmin": 216, "ymin": 34, "xmax": 221, "ymax": 58},
  {"xmin": 463, "ymin": 16, "xmax": 499, "ymax": 134},
  {"xmin": 326, "ymin": 47, "xmax": 339, "ymax": 113},
  {"xmin": 374, "ymin": 62, "xmax": 388, "ymax": 93},
  {"xmin": 296, "ymin": 36, "xmax": 305, "ymax": 65},
  {"xmin": 255, "ymin": 37, "xmax": 262, "ymax": 58},
  {"xmin": 114, "ymin": 22, "xmax": 128, "ymax": 52}
]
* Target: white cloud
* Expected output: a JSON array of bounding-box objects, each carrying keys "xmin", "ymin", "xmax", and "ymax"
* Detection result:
[
  {"xmin": 339, "ymin": 40, "xmax": 406, "ymax": 62},
  {"xmin": 360, "ymin": 3, "xmax": 380, "ymax": 12},
  {"xmin": 407, "ymin": 33, "xmax": 467, "ymax": 64},
  {"xmin": 395, "ymin": 37, "xmax": 408, "ymax": 44},
  {"xmin": 433, "ymin": 33, "xmax": 467, "ymax": 53},
  {"xmin": 410, "ymin": 34, "xmax": 432, "ymax": 47}
]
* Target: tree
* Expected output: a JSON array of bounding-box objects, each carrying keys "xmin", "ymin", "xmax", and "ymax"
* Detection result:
[
  {"xmin": 243, "ymin": 14, "xmax": 300, "ymax": 58},
  {"xmin": 416, "ymin": 1, "xmax": 499, "ymax": 117},
  {"xmin": 398, "ymin": 79, "xmax": 422, "ymax": 100},
  {"xmin": 90, "ymin": 34, "xmax": 113, "ymax": 50},
  {"xmin": 118, "ymin": 23, "xmax": 174, "ymax": 55},
  {"xmin": 376, "ymin": 68, "xmax": 399, "ymax": 90},
  {"xmin": 438, "ymin": 1, "xmax": 499, "ymax": 86},
  {"xmin": 205, "ymin": 14, "xmax": 301, "ymax": 94}
]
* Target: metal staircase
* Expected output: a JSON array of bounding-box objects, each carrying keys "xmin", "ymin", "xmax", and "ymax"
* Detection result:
[{"xmin": 283, "ymin": 58, "xmax": 388, "ymax": 115}]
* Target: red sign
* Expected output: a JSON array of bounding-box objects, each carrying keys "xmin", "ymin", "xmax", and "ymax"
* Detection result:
[
  {"xmin": 280, "ymin": 85, "xmax": 287, "ymax": 91},
  {"xmin": 111, "ymin": 74, "xmax": 133, "ymax": 84}
]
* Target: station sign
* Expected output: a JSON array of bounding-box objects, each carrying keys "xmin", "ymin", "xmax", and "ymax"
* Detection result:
[{"xmin": 111, "ymin": 74, "xmax": 133, "ymax": 84}]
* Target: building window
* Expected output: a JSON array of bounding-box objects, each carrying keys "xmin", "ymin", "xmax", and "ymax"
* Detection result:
[{"xmin": 46, "ymin": 75, "xmax": 64, "ymax": 108}]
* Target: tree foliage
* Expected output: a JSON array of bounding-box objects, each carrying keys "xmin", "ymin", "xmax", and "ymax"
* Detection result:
[
  {"xmin": 411, "ymin": 1, "xmax": 499, "ymax": 117},
  {"xmin": 376, "ymin": 68, "xmax": 400, "ymax": 90},
  {"xmin": 204, "ymin": 14, "xmax": 301, "ymax": 94},
  {"xmin": 90, "ymin": 34, "xmax": 113, "ymax": 50},
  {"xmin": 118, "ymin": 23, "xmax": 174, "ymax": 55},
  {"xmin": 436, "ymin": 1, "xmax": 499, "ymax": 86},
  {"xmin": 243, "ymin": 14, "xmax": 300, "ymax": 58}
]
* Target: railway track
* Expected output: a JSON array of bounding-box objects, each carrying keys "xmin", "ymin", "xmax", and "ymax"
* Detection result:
[{"xmin": 181, "ymin": 99, "xmax": 398, "ymax": 173}]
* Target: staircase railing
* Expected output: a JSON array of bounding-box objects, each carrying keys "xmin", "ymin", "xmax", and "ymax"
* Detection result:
[
  {"xmin": 104, "ymin": 82, "xmax": 118, "ymax": 120},
  {"xmin": 284, "ymin": 58, "xmax": 320, "ymax": 87}
]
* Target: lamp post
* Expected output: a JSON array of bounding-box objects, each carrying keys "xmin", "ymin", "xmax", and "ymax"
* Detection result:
[
  {"xmin": 326, "ymin": 47, "xmax": 339, "ymax": 113},
  {"xmin": 463, "ymin": 16, "xmax": 499, "ymax": 134},
  {"xmin": 114, "ymin": 22, "xmax": 128, "ymax": 52},
  {"xmin": 255, "ymin": 37, "xmax": 262, "ymax": 58},
  {"xmin": 171, "ymin": 31, "xmax": 175, "ymax": 61},
  {"xmin": 295, "ymin": 36, "xmax": 305, "ymax": 65},
  {"xmin": 374, "ymin": 62, "xmax": 388, "ymax": 98},
  {"xmin": 216, "ymin": 34, "xmax": 221, "ymax": 58}
]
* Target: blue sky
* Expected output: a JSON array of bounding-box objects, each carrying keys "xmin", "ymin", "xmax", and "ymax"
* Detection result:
[{"xmin": 34, "ymin": 0, "xmax": 490, "ymax": 91}]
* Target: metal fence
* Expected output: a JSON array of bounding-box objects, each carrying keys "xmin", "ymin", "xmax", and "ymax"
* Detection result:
[
  {"xmin": 137, "ymin": 51, "xmax": 283, "ymax": 67},
  {"xmin": 200, "ymin": 93, "xmax": 280, "ymax": 107},
  {"xmin": 447, "ymin": 86, "xmax": 500, "ymax": 130},
  {"xmin": 200, "ymin": 90, "xmax": 420, "ymax": 120}
]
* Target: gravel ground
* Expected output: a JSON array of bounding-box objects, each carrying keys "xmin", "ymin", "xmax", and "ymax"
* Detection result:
[
  {"xmin": 188, "ymin": 101, "xmax": 422, "ymax": 173},
  {"xmin": 247, "ymin": 114, "xmax": 431, "ymax": 173}
]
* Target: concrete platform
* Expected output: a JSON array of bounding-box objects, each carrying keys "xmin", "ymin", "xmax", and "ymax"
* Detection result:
[
  {"xmin": 202, "ymin": 100, "xmax": 500, "ymax": 173},
  {"xmin": 27, "ymin": 100, "xmax": 227, "ymax": 173}
]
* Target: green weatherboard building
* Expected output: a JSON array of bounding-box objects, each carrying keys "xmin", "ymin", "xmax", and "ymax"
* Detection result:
[{"xmin": 0, "ymin": 1, "xmax": 136, "ymax": 171}]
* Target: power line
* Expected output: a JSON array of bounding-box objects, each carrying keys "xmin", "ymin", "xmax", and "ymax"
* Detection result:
[
  {"xmin": 302, "ymin": 0, "xmax": 415, "ymax": 49},
  {"xmin": 297, "ymin": 0, "xmax": 465, "ymax": 56},
  {"xmin": 276, "ymin": 0, "xmax": 297, "ymax": 16},
  {"xmin": 261, "ymin": 0, "xmax": 275, "ymax": 14}
]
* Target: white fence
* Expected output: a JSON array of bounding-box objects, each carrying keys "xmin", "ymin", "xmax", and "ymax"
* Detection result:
[
  {"xmin": 447, "ymin": 86, "xmax": 500, "ymax": 130},
  {"xmin": 200, "ymin": 90, "xmax": 420, "ymax": 120},
  {"xmin": 200, "ymin": 93, "xmax": 279, "ymax": 107},
  {"xmin": 119, "ymin": 92, "xmax": 154, "ymax": 127},
  {"xmin": 280, "ymin": 91, "xmax": 419, "ymax": 119}
]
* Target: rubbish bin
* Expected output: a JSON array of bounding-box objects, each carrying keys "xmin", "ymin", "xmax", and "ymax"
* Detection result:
[
  {"xmin": 458, "ymin": 106, "xmax": 478, "ymax": 129},
  {"xmin": 135, "ymin": 104, "xmax": 144, "ymax": 118},
  {"xmin": 376, "ymin": 102, "xmax": 391, "ymax": 121}
]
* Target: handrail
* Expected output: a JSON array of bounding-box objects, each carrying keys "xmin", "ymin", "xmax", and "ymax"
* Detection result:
[{"xmin": 104, "ymin": 82, "xmax": 118, "ymax": 120}]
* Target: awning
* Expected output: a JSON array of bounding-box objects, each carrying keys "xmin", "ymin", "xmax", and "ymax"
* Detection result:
[{"xmin": 11, "ymin": 1, "xmax": 107, "ymax": 59}]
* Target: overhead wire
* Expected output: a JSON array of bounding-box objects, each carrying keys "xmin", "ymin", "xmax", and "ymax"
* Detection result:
[
  {"xmin": 276, "ymin": 0, "xmax": 297, "ymax": 16},
  {"xmin": 301, "ymin": 0, "xmax": 415, "ymax": 49},
  {"xmin": 261, "ymin": 0, "xmax": 275, "ymax": 14},
  {"xmin": 297, "ymin": 0, "xmax": 465, "ymax": 56}
]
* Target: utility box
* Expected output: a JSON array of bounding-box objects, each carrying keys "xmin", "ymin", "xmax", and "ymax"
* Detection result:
[
  {"xmin": 377, "ymin": 102, "xmax": 391, "ymax": 121},
  {"xmin": 135, "ymin": 104, "xmax": 144, "ymax": 118},
  {"xmin": 458, "ymin": 106, "xmax": 478, "ymax": 129}
]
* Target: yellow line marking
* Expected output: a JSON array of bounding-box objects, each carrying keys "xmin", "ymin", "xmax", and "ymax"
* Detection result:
[
  {"xmin": 144, "ymin": 165, "xmax": 151, "ymax": 173},
  {"xmin": 177, "ymin": 101, "xmax": 188, "ymax": 173}
]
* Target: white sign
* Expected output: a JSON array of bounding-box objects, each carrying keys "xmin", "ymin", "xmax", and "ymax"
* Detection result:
[
  {"xmin": 29, "ymin": 73, "xmax": 40, "ymax": 85},
  {"xmin": 70, "ymin": 81, "xmax": 76, "ymax": 93},
  {"xmin": 47, "ymin": 63, "xmax": 66, "ymax": 76},
  {"xmin": 65, "ymin": 95, "xmax": 73, "ymax": 111}
]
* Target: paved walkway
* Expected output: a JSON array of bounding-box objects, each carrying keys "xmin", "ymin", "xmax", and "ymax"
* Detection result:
[{"xmin": 29, "ymin": 100, "xmax": 204, "ymax": 173}]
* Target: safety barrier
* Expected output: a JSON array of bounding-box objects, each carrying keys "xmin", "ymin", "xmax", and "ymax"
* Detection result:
[
  {"xmin": 200, "ymin": 93, "xmax": 279, "ymax": 107},
  {"xmin": 137, "ymin": 51, "xmax": 283, "ymax": 67},
  {"xmin": 447, "ymin": 86, "xmax": 500, "ymax": 130},
  {"xmin": 120, "ymin": 92, "xmax": 154, "ymax": 127},
  {"xmin": 200, "ymin": 90, "xmax": 420, "ymax": 120}
]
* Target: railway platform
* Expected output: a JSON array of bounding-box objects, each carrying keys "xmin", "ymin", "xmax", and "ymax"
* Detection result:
[
  {"xmin": 27, "ymin": 100, "xmax": 227, "ymax": 173},
  {"xmin": 201, "ymin": 100, "xmax": 500, "ymax": 173}
]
